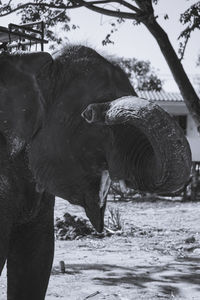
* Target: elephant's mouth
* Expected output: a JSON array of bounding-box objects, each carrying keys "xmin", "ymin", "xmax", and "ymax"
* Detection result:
[
  {"xmin": 107, "ymin": 123, "xmax": 157, "ymax": 192},
  {"xmin": 98, "ymin": 125, "xmax": 158, "ymax": 199},
  {"xmin": 107, "ymin": 120, "xmax": 190, "ymax": 195}
]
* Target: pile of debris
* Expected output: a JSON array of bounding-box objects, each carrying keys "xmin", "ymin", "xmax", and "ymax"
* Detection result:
[
  {"xmin": 55, "ymin": 213, "xmax": 95, "ymax": 240},
  {"xmin": 55, "ymin": 207, "xmax": 125, "ymax": 240}
]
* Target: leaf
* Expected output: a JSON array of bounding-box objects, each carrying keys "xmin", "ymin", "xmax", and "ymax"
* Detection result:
[{"xmin": 164, "ymin": 14, "xmax": 169, "ymax": 20}]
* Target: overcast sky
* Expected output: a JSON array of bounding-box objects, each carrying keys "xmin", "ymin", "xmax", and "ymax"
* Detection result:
[{"xmin": 1, "ymin": 0, "xmax": 200, "ymax": 91}]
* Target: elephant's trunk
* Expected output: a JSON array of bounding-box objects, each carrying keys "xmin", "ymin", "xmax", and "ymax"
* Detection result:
[{"xmin": 82, "ymin": 96, "xmax": 192, "ymax": 195}]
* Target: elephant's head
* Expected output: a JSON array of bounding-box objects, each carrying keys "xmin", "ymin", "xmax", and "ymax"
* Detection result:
[{"xmin": 0, "ymin": 46, "xmax": 191, "ymax": 232}]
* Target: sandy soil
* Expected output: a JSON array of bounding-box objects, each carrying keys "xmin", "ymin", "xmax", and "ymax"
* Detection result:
[{"xmin": 1, "ymin": 198, "xmax": 200, "ymax": 300}]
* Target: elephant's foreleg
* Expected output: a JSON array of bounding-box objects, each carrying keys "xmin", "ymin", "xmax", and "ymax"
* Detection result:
[
  {"xmin": 0, "ymin": 200, "xmax": 13, "ymax": 274},
  {"xmin": 7, "ymin": 198, "xmax": 54, "ymax": 300},
  {"xmin": 0, "ymin": 223, "xmax": 11, "ymax": 274}
]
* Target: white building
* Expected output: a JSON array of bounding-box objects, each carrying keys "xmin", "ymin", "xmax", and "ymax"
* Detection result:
[{"xmin": 137, "ymin": 90, "xmax": 200, "ymax": 162}]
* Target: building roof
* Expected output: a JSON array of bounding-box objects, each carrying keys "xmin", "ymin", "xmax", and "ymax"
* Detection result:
[{"xmin": 137, "ymin": 90, "xmax": 184, "ymax": 102}]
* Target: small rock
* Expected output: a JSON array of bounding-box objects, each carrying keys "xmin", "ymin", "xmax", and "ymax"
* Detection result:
[
  {"xmin": 59, "ymin": 261, "xmax": 65, "ymax": 273},
  {"xmin": 185, "ymin": 236, "xmax": 196, "ymax": 244}
]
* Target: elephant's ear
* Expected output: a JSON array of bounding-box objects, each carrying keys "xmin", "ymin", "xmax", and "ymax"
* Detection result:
[{"xmin": 0, "ymin": 52, "xmax": 53, "ymax": 156}]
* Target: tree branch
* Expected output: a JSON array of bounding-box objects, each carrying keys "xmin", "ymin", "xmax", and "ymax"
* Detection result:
[
  {"xmin": 118, "ymin": 0, "xmax": 141, "ymax": 13},
  {"xmin": 47, "ymin": 10, "xmax": 67, "ymax": 23},
  {"xmin": 0, "ymin": 2, "xmax": 82, "ymax": 17},
  {"xmin": 178, "ymin": 32, "xmax": 190, "ymax": 61},
  {"xmin": 134, "ymin": 0, "xmax": 154, "ymax": 14},
  {"xmin": 71, "ymin": 0, "xmax": 142, "ymax": 20},
  {"xmin": 178, "ymin": 22, "xmax": 199, "ymax": 60},
  {"xmin": 87, "ymin": 0, "xmax": 141, "ymax": 13},
  {"xmin": 0, "ymin": 0, "xmax": 143, "ymax": 21}
]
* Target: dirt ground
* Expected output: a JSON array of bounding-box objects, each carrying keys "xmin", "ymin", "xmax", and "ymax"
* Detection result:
[{"xmin": 1, "ymin": 197, "xmax": 200, "ymax": 300}]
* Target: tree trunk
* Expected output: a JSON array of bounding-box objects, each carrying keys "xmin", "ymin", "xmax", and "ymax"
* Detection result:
[{"xmin": 143, "ymin": 18, "xmax": 200, "ymax": 128}]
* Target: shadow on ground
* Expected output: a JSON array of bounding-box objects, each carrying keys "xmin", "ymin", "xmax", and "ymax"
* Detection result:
[{"xmin": 52, "ymin": 257, "xmax": 200, "ymax": 297}]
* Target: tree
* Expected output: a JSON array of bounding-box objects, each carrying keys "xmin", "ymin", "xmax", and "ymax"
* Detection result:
[
  {"xmin": 178, "ymin": 1, "xmax": 200, "ymax": 60},
  {"xmin": 115, "ymin": 57, "xmax": 162, "ymax": 91},
  {"xmin": 1, "ymin": 0, "xmax": 200, "ymax": 126}
]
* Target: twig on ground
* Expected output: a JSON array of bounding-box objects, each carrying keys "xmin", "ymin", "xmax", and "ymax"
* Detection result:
[
  {"xmin": 104, "ymin": 226, "xmax": 122, "ymax": 234},
  {"xmin": 83, "ymin": 291, "xmax": 100, "ymax": 299}
]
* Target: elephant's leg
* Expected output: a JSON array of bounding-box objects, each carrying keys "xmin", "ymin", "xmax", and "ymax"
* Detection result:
[
  {"xmin": 0, "ymin": 200, "xmax": 13, "ymax": 274},
  {"xmin": 0, "ymin": 221, "xmax": 11, "ymax": 274},
  {"xmin": 7, "ymin": 197, "xmax": 55, "ymax": 300}
]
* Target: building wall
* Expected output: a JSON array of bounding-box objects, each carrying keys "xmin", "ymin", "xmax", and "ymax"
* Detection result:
[
  {"xmin": 187, "ymin": 115, "xmax": 200, "ymax": 161},
  {"xmin": 157, "ymin": 101, "xmax": 200, "ymax": 162}
]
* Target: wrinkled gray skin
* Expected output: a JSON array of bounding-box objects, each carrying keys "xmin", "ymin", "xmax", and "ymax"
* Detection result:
[{"xmin": 0, "ymin": 45, "xmax": 191, "ymax": 300}]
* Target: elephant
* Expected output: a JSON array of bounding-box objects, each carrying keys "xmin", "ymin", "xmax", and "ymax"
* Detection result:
[{"xmin": 0, "ymin": 45, "xmax": 191, "ymax": 299}]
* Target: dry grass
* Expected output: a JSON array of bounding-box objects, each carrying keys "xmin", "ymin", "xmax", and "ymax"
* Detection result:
[{"xmin": 106, "ymin": 207, "xmax": 124, "ymax": 232}]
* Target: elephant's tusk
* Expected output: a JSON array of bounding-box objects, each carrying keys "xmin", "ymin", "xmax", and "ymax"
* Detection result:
[
  {"xmin": 119, "ymin": 179, "xmax": 127, "ymax": 193},
  {"xmin": 99, "ymin": 170, "xmax": 111, "ymax": 208}
]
